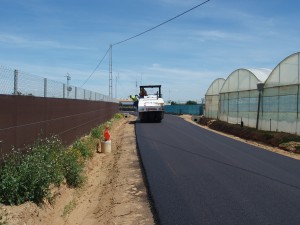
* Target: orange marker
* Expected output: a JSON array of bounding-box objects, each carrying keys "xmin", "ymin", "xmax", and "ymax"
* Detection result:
[{"xmin": 104, "ymin": 125, "xmax": 111, "ymax": 141}]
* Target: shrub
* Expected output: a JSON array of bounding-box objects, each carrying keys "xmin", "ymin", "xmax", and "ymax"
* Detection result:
[
  {"xmin": 0, "ymin": 136, "xmax": 86, "ymax": 204},
  {"xmin": 91, "ymin": 127, "xmax": 101, "ymax": 139},
  {"xmin": 281, "ymin": 135, "xmax": 300, "ymax": 144},
  {"xmin": 262, "ymin": 132, "xmax": 274, "ymax": 140},
  {"xmin": 62, "ymin": 148, "xmax": 85, "ymax": 187},
  {"xmin": 0, "ymin": 155, "xmax": 23, "ymax": 205},
  {"xmin": 72, "ymin": 139, "xmax": 93, "ymax": 159},
  {"xmin": 114, "ymin": 113, "xmax": 123, "ymax": 119},
  {"xmin": 0, "ymin": 137, "xmax": 65, "ymax": 204},
  {"xmin": 0, "ymin": 137, "xmax": 89, "ymax": 204}
]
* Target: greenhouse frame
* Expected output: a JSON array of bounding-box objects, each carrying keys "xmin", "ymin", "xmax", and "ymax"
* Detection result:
[
  {"xmin": 204, "ymin": 78, "xmax": 225, "ymax": 119},
  {"xmin": 205, "ymin": 52, "xmax": 300, "ymax": 135}
]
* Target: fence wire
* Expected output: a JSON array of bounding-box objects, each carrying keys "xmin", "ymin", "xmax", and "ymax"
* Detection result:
[
  {"xmin": 0, "ymin": 66, "xmax": 14, "ymax": 95},
  {"xmin": 0, "ymin": 65, "xmax": 116, "ymax": 102}
]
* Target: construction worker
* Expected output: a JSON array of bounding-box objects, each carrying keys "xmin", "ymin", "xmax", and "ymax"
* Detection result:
[
  {"xmin": 139, "ymin": 88, "xmax": 147, "ymax": 98},
  {"xmin": 130, "ymin": 95, "xmax": 139, "ymax": 110}
]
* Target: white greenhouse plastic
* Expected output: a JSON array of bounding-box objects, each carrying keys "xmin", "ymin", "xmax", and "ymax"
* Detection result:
[
  {"xmin": 205, "ymin": 78, "xmax": 225, "ymax": 119},
  {"xmin": 260, "ymin": 52, "xmax": 300, "ymax": 133},
  {"xmin": 219, "ymin": 68, "xmax": 271, "ymax": 127},
  {"xmin": 204, "ymin": 52, "xmax": 300, "ymax": 135}
]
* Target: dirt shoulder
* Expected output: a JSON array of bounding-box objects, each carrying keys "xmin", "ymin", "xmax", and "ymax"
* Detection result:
[
  {"xmin": 1, "ymin": 114, "xmax": 154, "ymax": 225},
  {"xmin": 180, "ymin": 115, "xmax": 300, "ymax": 161}
]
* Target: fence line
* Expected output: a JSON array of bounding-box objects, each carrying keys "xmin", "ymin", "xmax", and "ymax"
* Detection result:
[
  {"xmin": 0, "ymin": 95, "xmax": 119, "ymax": 163},
  {"xmin": 0, "ymin": 107, "xmax": 108, "ymax": 132},
  {"xmin": 0, "ymin": 65, "xmax": 117, "ymax": 102}
]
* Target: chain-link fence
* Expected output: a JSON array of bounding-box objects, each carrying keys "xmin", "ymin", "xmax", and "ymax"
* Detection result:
[{"xmin": 0, "ymin": 65, "xmax": 116, "ymax": 102}]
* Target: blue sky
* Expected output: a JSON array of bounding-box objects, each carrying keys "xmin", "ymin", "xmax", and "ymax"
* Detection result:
[{"xmin": 0, "ymin": 0, "xmax": 299, "ymax": 102}]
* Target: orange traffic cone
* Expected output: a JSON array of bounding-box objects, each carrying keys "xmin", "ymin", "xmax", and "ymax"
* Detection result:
[{"xmin": 104, "ymin": 125, "xmax": 110, "ymax": 141}]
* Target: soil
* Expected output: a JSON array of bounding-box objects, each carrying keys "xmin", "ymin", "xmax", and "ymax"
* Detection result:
[{"xmin": 0, "ymin": 114, "xmax": 155, "ymax": 225}]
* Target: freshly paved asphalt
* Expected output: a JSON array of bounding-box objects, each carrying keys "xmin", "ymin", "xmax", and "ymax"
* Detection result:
[{"xmin": 135, "ymin": 114, "xmax": 300, "ymax": 225}]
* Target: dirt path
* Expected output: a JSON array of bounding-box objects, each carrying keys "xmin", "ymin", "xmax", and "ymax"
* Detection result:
[{"xmin": 1, "ymin": 115, "xmax": 155, "ymax": 225}]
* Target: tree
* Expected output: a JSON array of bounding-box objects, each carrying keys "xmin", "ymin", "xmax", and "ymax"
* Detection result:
[{"xmin": 185, "ymin": 100, "xmax": 197, "ymax": 105}]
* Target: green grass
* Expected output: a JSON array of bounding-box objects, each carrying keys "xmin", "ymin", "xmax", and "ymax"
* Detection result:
[{"xmin": 62, "ymin": 199, "xmax": 77, "ymax": 218}]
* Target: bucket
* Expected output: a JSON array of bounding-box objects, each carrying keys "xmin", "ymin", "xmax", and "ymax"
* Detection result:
[{"xmin": 101, "ymin": 140, "xmax": 111, "ymax": 153}]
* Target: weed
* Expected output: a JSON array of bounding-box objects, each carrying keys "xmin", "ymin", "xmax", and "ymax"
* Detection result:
[
  {"xmin": 0, "ymin": 137, "xmax": 66, "ymax": 204},
  {"xmin": 263, "ymin": 132, "xmax": 274, "ymax": 140},
  {"xmin": 62, "ymin": 148, "xmax": 85, "ymax": 187},
  {"xmin": 73, "ymin": 139, "xmax": 93, "ymax": 159},
  {"xmin": 114, "ymin": 113, "xmax": 124, "ymax": 119},
  {"xmin": 281, "ymin": 135, "xmax": 300, "ymax": 144},
  {"xmin": 62, "ymin": 199, "xmax": 77, "ymax": 218},
  {"xmin": 91, "ymin": 127, "xmax": 101, "ymax": 139}
]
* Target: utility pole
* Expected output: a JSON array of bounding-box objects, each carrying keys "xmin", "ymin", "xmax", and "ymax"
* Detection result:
[
  {"xmin": 65, "ymin": 73, "xmax": 71, "ymax": 98},
  {"xmin": 135, "ymin": 79, "xmax": 138, "ymax": 94},
  {"xmin": 109, "ymin": 44, "xmax": 113, "ymax": 98},
  {"xmin": 115, "ymin": 73, "xmax": 119, "ymax": 99}
]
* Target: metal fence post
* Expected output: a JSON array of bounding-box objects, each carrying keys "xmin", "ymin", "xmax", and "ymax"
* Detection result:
[
  {"xmin": 84, "ymin": 89, "xmax": 86, "ymax": 100},
  {"xmin": 14, "ymin": 69, "xmax": 18, "ymax": 95},
  {"xmin": 63, "ymin": 84, "xmax": 66, "ymax": 98},
  {"xmin": 256, "ymin": 82, "xmax": 264, "ymax": 129},
  {"xmin": 75, "ymin": 87, "xmax": 77, "ymax": 99},
  {"xmin": 44, "ymin": 78, "xmax": 47, "ymax": 97}
]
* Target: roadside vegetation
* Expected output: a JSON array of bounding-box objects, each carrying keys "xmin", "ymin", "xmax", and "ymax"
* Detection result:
[{"xmin": 0, "ymin": 113, "xmax": 123, "ymax": 206}]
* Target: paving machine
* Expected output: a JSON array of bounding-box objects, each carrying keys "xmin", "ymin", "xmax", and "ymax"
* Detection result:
[{"xmin": 138, "ymin": 85, "xmax": 164, "ymax": 122}]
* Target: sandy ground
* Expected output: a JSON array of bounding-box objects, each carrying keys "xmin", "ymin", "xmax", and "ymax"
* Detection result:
[{"xmin": 0, "ymin": 114, "xmax": 155, "ymax": 225}]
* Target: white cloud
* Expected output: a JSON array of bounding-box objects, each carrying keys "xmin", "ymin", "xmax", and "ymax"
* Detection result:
[
  {"xmin": 147, "ymin": 63, "xmax": 208, "ymax": 78},
  {"xmin": 0, "ymin": 33, "xmax": 88, "ymax": 50},
  {"xmin": 195, "ymin": 30, "xmax": 253, "ymax": 42},
  {"xmin": 0, "ymin": 33, "xmax": 26, "ymax": 44}
]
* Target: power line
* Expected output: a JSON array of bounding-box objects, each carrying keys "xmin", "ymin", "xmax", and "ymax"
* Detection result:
[
  {"xmin": 112, "ymin": 0, "xmax": 211, "ymax": 46},
  {"xmin": 82, "ymin": 0, "xmax": 211, "ymax": 88},
  {"xmin": 81, "ymin": 47, "xmax": 110, "ymax": 87}
]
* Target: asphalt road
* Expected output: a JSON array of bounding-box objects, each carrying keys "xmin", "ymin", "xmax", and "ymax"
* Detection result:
[{"xmin": 135, "ymin": 114, "xmax": 300, "ymax": 225}]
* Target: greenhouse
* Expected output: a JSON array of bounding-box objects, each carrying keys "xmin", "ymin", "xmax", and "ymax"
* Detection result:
[
  {"xmin": 204, "ymin": 78, "xmax": 225, "ymax": 119},
  {"xmin": 218, "ymin": 68, "xmax": 271, "ymax": 127},
  {"xmin": 204, "ymin": 52, "xmax": 300, "ymax": 135},
  {"xmin": 260, "ymin": 52, "xmax": 300, "ymax": 134}
]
